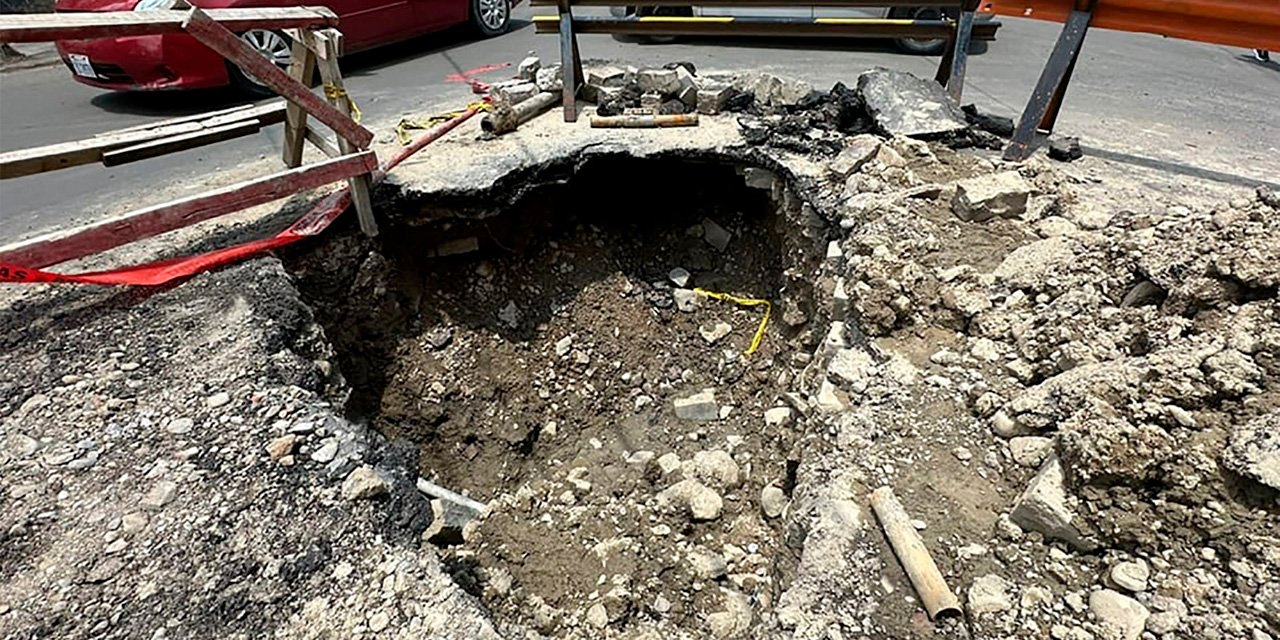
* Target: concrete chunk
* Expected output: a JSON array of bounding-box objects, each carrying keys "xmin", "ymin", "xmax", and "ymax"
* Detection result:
[
  {"xmin": 734, "ymin": 72, "xmax": 812, "ymax": 107},
  {"xmin": 518, "ymin": 54, "xmax": 540, "ymax": 81},
  {"xmin": 828, "ymin": 135, "xmax": 882, "ymax": 179},
  {"xmin": 1089, "ymin": 589, "xmax": 1149, "ymax": 640},
  {"xmin": 490, "ymin": 80, "xmax": 539, "ymax": 106},
  {"xmin": 953, "ymin": 171, "xmax": 1033, "ymax": 222},
  {"xmin": 1223, "ymin": 410, "xmax": 1280, "ymax": 490},
  {"xmin": 637, "ymin": 68, "xmax": 680, "ymax": 95},
  {"xmin": 535, "ymin": 64, "xmax": 562, "ymax": 92},
  {"xmin": 857, "ymin": 68, "xmax": 968, "ymax": 138},
  {"xmin": 423, "ymin": 496, "xmax": 483, "ymax": 546},
  {"xmin": 1009, "ymin": 455, "xmax": 1093, "ymax": 550},
  {"xmin": 674, "ymin": 389, "xmax": 719, "ymax": 421},
  {"xmin": 697, "ymin": 85, "xmax": 731, "ymax": 115}
]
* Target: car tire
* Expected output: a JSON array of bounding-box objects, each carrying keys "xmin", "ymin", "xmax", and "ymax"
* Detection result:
[
  {"xmin": 228, "ymin": 28, "xmax": 293, "ymax": 98},
  {"xmin": 471, "ymin": 0, "xmax": 511, "ymax": 37},
  {"xmin": 890, "ymin": 7, "xmax": 950, "ymax": 56},
  {"xmin": 635, "ymin": 6, "xmax": 692, "ymax": 44}
]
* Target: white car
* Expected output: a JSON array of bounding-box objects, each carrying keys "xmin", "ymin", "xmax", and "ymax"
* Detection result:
[{"xmin": 612, "ymin": 5, "xmax": 994, "ymax": 55}]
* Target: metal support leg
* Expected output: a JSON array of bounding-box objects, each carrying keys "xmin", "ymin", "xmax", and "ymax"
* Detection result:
[
  {"xmin": 1004, "ymin": 0, "xmax": 1096, "ymax": 161},
  {"xmin": 944, "ymin": 1, "xmax": 978, "ymax": 102},
  {"xmin": 557, "ymin": 0, "xmax": 583, "ymax": 122}
]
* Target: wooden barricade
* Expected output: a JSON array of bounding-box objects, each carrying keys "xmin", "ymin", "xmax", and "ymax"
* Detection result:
[
  {"xmin": 531, "ymin": 0, "xmax": 999, "ymax": 121},
  {"xmin": 0, "ymin": 7, "xmax": 379, "ymax": 272}
]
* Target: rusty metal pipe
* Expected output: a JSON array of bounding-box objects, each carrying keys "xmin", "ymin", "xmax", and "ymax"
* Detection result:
[
  {"xmin": 481, "ymin": 90, "xmax": 560, "ymax": 135},
  {"xmin": 589, "ymin": 113, "xmax": 699, "ymax": 128}
]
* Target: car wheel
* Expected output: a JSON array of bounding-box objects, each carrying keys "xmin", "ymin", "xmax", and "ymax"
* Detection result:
[
  {"xmin": 471, "ymin": 0, "xmax": 511, "ymax": 37},
  {"xmin": 228, "ymin": 29, "xmax": 293, "ymax": 98},
  {"xmin": 636, "ymin": 6, "xmax": 692, "ymax": 44},
  {"xmin": 891, "ymin": 7, "xmax": 950, "ymax": 56}
]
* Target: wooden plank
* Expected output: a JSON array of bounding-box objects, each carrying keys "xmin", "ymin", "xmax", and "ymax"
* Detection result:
[
  {"xmin": 0, "ymin": 7, "xmax": 338, "ymax": 43},
  {"xmin": 1, "ymin": 122, "xmax": 204, "ymax": 179},
  {"xmin": 308, "ymin": 28, "xmax": 378, "ymax": 237},
  {"xmin": 303, "ymin": 124, "xmax": 341, "ymax": 158},
  {"xmin": 282, "ymin": 38, "xmax": 318, "ymax": 168},
  {"xmin": 103, "ymin": 102, "xmax": 284, "ymax": 137},
  {"xmin": 102, "ymin": 104, "xmax": 252, "ymax": 137},
  {"xmin": 2, "ymin": 102, "xmax": 287, "ymax": 179},
  {"xmin": 0, "ymin": 151, "xmax": 377, "ymax": 269},
  {"xmin": 102, "ymin": 121, "xmax": 263, "ymax": 167},
  {"xmin": 183, "ymin": 8, "xmax": 373, "ymax": 149}
]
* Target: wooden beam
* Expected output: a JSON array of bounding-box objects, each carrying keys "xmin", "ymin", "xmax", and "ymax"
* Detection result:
[
  {"xmin": 307, "ymin": 28, "xmax": 378, "ymax": 237},
  {"xmin": 102, "ymin": 102, "xmax": 285, "ymax": 137},
  {"xmin": 102, "ymin": 121, "xmax": 263, "ymax": 167},
  {"xmin": 1, "ymin": 122, "xmax": 203, "ymax": 179},
  {"xmin": 282, "ymin": 37, "xmax": 318, "ymax": 168},
  {"xmin": 1, "ymin": 102, "xmax": 287, "ymax": 179},
  {"xmin": 303, "ymin": 125, "xmax": 341, "ymax": 158},
  {"xmin": 0, "ymin": 151, "xmax": 377, "ymax": 269},
  {"xmin": 183, "ymin": 8, "xmax": 373, "ymax": 149},
  {"xmin": 0, "ymin": 7, "xmax": 337, "ymax": 43}
]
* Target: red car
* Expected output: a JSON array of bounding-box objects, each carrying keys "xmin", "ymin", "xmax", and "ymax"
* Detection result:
[{"xmin": 55, "ymin": 0, "xmax": 516, "ymax": 95}]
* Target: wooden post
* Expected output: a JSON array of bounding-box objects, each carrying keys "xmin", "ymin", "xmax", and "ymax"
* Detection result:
[
  {"xmin": 182, "ymin": 8, "xmax": 373, "ymax": 149},
  {"xmin": 307, "ymin": 28, "xmax": 378, "ymax": 237},
  {"xmin": 282, "ymin": 33, "xmax": 317, "ymax": 168},
  {"xmin": 556, "ymin": 0, "xmax": 582, "ymax": 122}
]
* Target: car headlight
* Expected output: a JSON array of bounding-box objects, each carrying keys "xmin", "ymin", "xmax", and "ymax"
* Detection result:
[{"xmin": 134, "ymin": 0, "xmax": 181, "ymax": 10}]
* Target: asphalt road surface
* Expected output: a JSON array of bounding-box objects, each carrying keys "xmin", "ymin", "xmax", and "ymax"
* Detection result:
[{"xmin": 1, "ymin": 7, "xmax": 1278, "ymax": 245}]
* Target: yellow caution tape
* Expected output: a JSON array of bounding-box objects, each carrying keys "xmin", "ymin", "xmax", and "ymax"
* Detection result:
[
  {"xmin": 322, "ymin": 84, "xmax": 362, "ymax": 124},
  {"xmin": 693, "ymin": 288, "xmax": 772, "ymax": 356},
  {"xmin": 395, "ymin": 101, "xmax": 492, "ymax": 145}
]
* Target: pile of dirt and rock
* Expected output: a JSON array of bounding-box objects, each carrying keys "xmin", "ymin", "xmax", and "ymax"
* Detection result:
[{"xmin": 1, "ymin": 64, "xmax": 1277, "ymax": 640}]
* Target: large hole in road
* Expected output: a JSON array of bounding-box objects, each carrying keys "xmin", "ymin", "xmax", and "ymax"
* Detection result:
[{"xmin": 284, "ymin": 154, "xmax": 828, "ymax": 636}]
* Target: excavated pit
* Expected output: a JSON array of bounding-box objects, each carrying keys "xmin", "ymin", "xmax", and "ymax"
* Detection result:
[{"xmin": 283, "ymin": 154, "xmax": 830, "ymax": 636}]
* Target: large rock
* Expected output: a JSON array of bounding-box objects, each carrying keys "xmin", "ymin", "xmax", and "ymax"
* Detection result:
[
  {"xmin": 341, "ymin": 465, "xmax": 389, "ymax": 500},
  {"xmin": 993, "ymin": 236, "xmax": 1078, "ymax": 291},
  {"xmin": 1089, "ymin": 589, "xmax": 1149, "ymax": 640},
  {"xmin": 952, "ymin": 171, "xmax": 1033, "ymax": 222},
  {"xmin": 1009, "ymin": 455, "xmax": 1093, "ymax": 550},
  {"xmin": 1223, "ymin": 410, "xmax": 1280, "ymax": 490},
  {"xmin": 857, "ymin": 68, "xmax": 968, "ymax": 138},
  {"xmin": 683, "ymin": 450, "xmax": 741, "ymax": 489},
  {"xmin": 657, "ymin": 479, "xmax": 723, "ymax": 521}
]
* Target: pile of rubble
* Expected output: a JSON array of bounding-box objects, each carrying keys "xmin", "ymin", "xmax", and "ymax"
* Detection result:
[{"xmin": 1, "ymin": 63, "xmax": 1276, "ymax": 640}]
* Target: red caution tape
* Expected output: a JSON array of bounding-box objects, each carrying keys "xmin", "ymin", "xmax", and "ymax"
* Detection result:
[{"xmin": 0, "ymin": 105, "xmax": 482, "ymax": 287}]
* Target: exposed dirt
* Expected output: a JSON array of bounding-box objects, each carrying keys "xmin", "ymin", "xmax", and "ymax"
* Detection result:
[{"xmin": 286, "ymin": 155, "xmax": 830, "ymax": 637}]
